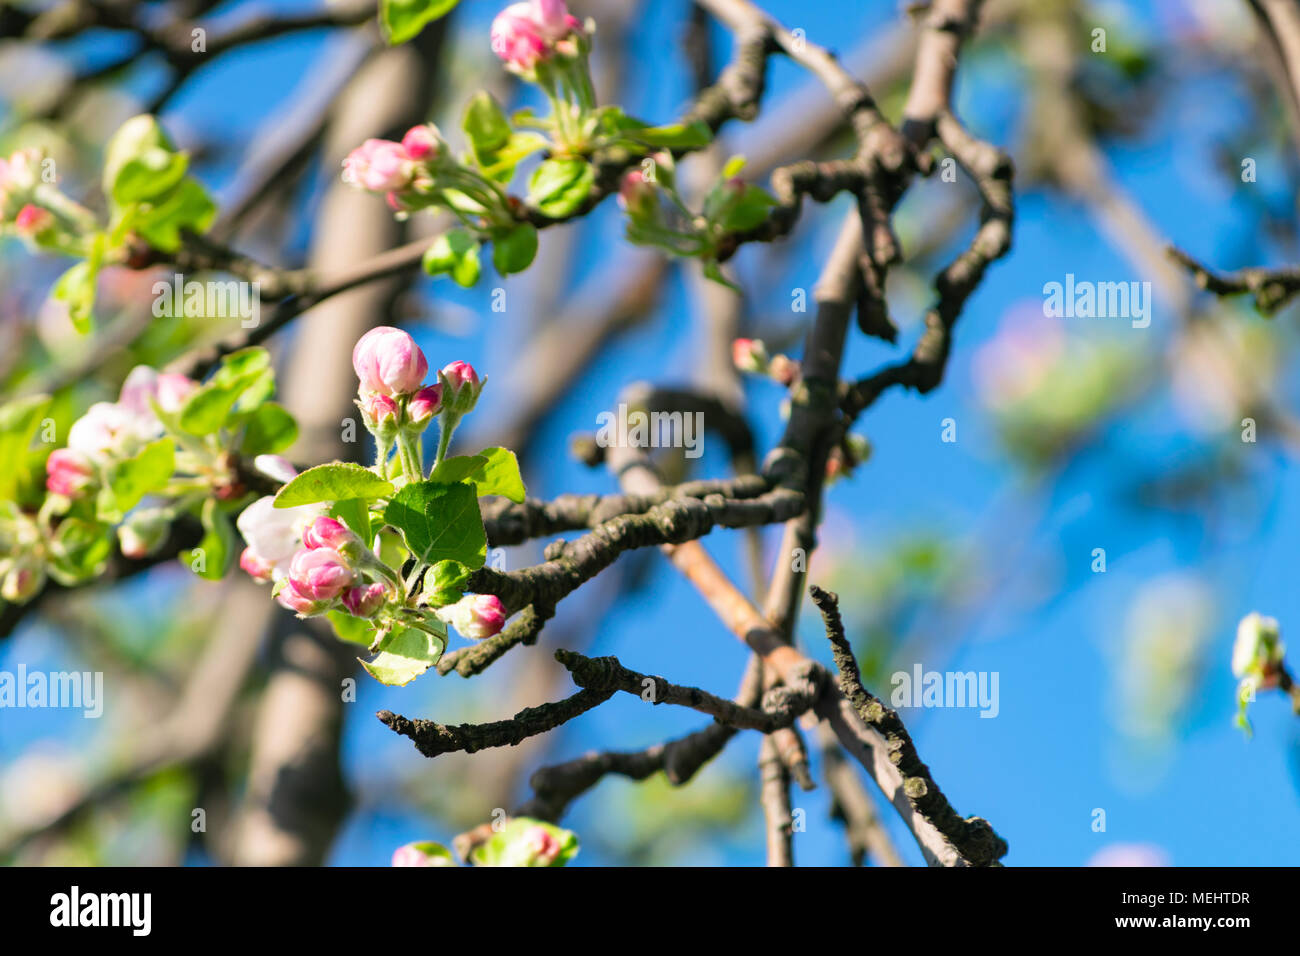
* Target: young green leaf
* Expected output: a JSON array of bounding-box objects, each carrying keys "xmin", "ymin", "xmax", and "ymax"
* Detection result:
[
  {"xmin": 102, "ymin": 437, "xmax": 175, "ymax": 517},
  {"xmin": 326, "ymin": 609, "xmax": 376, "ymax": 646},
  {"xmin": 185, "ymin": 498, "xmax": 234, "ymax": 581},
  {"xmin": 492, "ymin": 223, "xmax": 539, "ymax": 275},
  {"xmin": 527, "ymin": 158, "xmax": 595, "ymax": 218},
  {"xmin": 239, "ymin": 402, "xmax": 298, "ymax": 457},
  {"xmin": 361, "ymin": 623, "xmax": 446, "ymax": 686},
  {"xmin": 0, "ymin": 394, "xmax": 52, "ymax": 501},
  {"xmin": 428, "ymin": 455, "xmax": 489, "ymax": 484},
  {"xmin": 462, "ymin": 91, "xmax": 512, "ymax": 162},
  {"xmin": 423, "ymin": 229, "xmax": 482, "ymax": 288},
  {"xmin": 469, "ymin": 447, "xmax": 526, "ymax": 502},
  {"xmin": 379, "ymin": 0, "xmax": 460, "ymax": 45},
  {"xmin": 383, "ymin": 480, "xmax": 487, "ymax": 569},
  {"xmin": 274, "ymin": 462, "xmax": 394, "ymax": 508}
]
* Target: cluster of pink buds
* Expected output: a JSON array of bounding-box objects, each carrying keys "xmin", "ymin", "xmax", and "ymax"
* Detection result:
[
  {"xmin": 351, "ymin": 326, "xmax": 483, "ymax": 476},
  {"xmin": 436, "ymin": 593, "xmax": 507, "ymax": 641},
  {"xmin": 46, "ymin": 365, "xmax": 198, "ymax": 501},
  {"xmin": 731, "ymin": 338, "xmax": 800, "ymax": 387},
  {"xmin": 342, "ymin": 124, "xmax": 446, "ymax": 210},
  {"xmin": 491, "ymin": 0, "xmax": 588, "ymax": 75},
  {"xmin": 275, "ymin": 516, "xmax": 393, "ymax": 619}
]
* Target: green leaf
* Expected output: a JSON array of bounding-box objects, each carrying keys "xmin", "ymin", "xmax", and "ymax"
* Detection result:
[
  {"xmin": 330, "ymin": 498, "xmax": 373, "ymax": 541},
  {"xmin": 423, "ymin": 229, "xmax": 482, "ymax": 288},
  {"xmin": 477, "ymin": 131, "xmax": 548, "ymax": 183},
  {"xmin": 469, "ymin": 817, "xmax": 579, "ymax": 867},
  {"xmin": 0, "ymin": 394, "xmax": 52, "ymax": 501},
  {"xmin": 462, "ymin": 91, "xmax": 512, "ymax": 162},
  {"xmin": 47, "ymin": 518, "xmax": 112, "ymax": 585},
  {"xmin": 103, "ymin": 115, "xmax": 187, "ymax": 205},
  {"xmin": 719, "ymin": 184, "xmax": 777, "ymax": 232},
  {"xmin": 185, "ymin": 498, "xmax": 234, "ymax": 581},
  {"xmin": 274, "ymin": 462, "xmax": 394, "ymax": 508},
  {"xmin": 469, "ymin": 447, "xmax": 526, "ymax": 502},
  {"xmin": 428, "ymin": 455, "xmax": 488, "ymax": 484},
  {"xmin": 239, "ymin": 402, "xmax": 297, "ymax": 456},
  {"xmin": 383, "ymin": 480, "xmax": 486, "ymax": 569},
  {"xmin": 361, "ymin": 623, "xmax": 446, "ymax": 686},
  {"xmin": 130, "ymin": 178, "xmax": 216, "ymax": 252},
  {"xmin": 51, "ymin": 234, "xmax": 106, "ymax": 335},
  {"xmin": 379, "ymin": 0, "xmax": 459, "ymax": 45},
  {"xmin": 326, "ymin": 609, "xmax": 376, "ymax": 646},
  {"xmin": 491, "ymin": 223, "xmax": 538, "ymax": 275},
  {"xmin": 100, "ymin": 437, "xmax": 174, "ymax": 519},
  {"xmin": 721, "ymin": 155, "xmax": 747, "ymax": 179},
  {"xmin": 702, "ymin": 259, "xmax": 740, "ymax": 293},
  {"xmin": 423, "ymin": 559, "xmax": 472, "ymax": 607},
  {"xmin": 527, "ymin": 158, "xmax": 595, "ymax": 218},
  {"xmin": 625, "ymin": 120, "xmax": 712, "ymax": 149},
  {"xmin": 179, "ymin": 347, "xmax": 273, "ymax": 436}
]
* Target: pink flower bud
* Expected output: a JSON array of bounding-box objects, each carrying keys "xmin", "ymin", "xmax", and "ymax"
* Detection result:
[
  {"xmin": 440, "ymin": 360, "xmax": 483, "ymax": 415},
  {"xmin": 1, "ymin": 558, "xmax": 43, "ymax": 604},
  {"xmin": 401, "ymin": 124, "xmax": 441, "ymax": 161},
  {"xmin": 407, "ymin": 385, "xmax": 442, "ymax": 426},
  {"xmin": 491, "ymin": 3, "xmax": 550, "ymax": 70},
  {"xmin": 343, "ymin": 139, "xmax": 413, "ymax": 193},
  {"xmin": 437, "ymin": 593, "xmax": 507, "ymax": 640},
  {"xmin": 45, "ymin": 448, "xmax": 95, "ymax": 497},
  {"xmin": 117, "ymin": 508, "xmax": 170, "ymax": 559},
  {"xmin": 523, "ymin": 825, "xmax": 561, "ymax": 864},
  {"xmin": 240, "ymin": 546, "xmax": 275, "ymax": 582},
  {"xmin": 391, "ymin": 842, "xmax": 453, "ymax": 867},
  {"xmin": 303, "ymin": 516, "xmax": 360, "ymax": 552},
  {"xmin": 732, "ymin": 338, "xmax": 769, "ymax": 374},
  {"xmin": 359, "ymin": 392, "xmax": 400, "ymax": 435},
  {"xmin": 533, "ymin": 0, "xmax": 581, "ymax": 41},
  {"xmin": 617, "ymin": 170, "xmax": 657, "ymax": 221},
  {"xmin": 343, "ymin": 582, "xmax": 386, "ymax": 618},
  {"xmin": 13, "ymin": 203, "xmax": 52, "ymax": 236},
  {"xmin": 287, "ymin": 546, "xmax": 356, "ymax": 601},
  {"xmin": 768, "ymin": 354, "xmax": 800, "ymax": 386},
  {"xmin": 353, "ymin": 326, "xmax": 429, "ymax": 397},
  {"xmin": 275, "ymin": 581, "xmax": 328, "ymax": 616}
]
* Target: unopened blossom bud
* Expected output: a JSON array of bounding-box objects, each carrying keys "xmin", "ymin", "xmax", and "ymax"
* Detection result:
[
  {"xmin": 275, "ymin": 581, "xmax": 329, "ymax": 617},
  {"xmin": 439, "ymin": 361, "xmax": 484, "ymax": 415},
  {"xmin": 407, "ymin": 385, "xmax": 442, "ymax": 428},
  {"xmin": 343, "ymin": 139, "xmax": 413, "ymax": 193},
  {"xmin": 117, "ymin": 508, "xmax": 170, "ymax": 559},
  {"xmin": 392, "ymin": 842, "xmax": 454, "ymax": 867},
  {"xmin": 1232, "ymin": 612, "xmax": 1285, "ymax": 686},
  {"xmin": 287, "ymin": 546, "xmax": 357, "ymax": 601},
  {"xmin": 1, "ymin": 557, "xmax": 44, "ymax": 604},
  {"xmin": 359, "ymin": 392, "xmax": 400, "ymax": 441},
  {"xmin": 343, "ymin": 582, "xmax": 387, "ymax": 618},
  {"xmin": 498, "ymin": 824, "xmax": 569, "ymax": 866},
  {"xmin": 13, "ymin": 203, "xmax": 52, "ymax": 237},
  {"xmin": 240, "ymin": 546, "xmax": 275, "ymax": 582},
  {"xmin": 617, "ymin": 170, "xmax": 658, "ymax": 222},
  {"xmin": 732, "ymin": 338, "xmax": 769, "ymax": 374},
  {"xmin": 45, "ymin": 449, "xmax": 95, "ymax": 497},
  {"xmin": 491, "ymin": 4, "xmax": 549, "ymax": 70},
  {"xmin": 352, "ymin": 326, "xmax": 429, "ymax": 397},
  {"xmin": 437, "ymin": 593, "xmax": 507, "ymax": 640},
  {"xmin": 532, "ymin": 0, "xmax": 581, "ymax": 41},
  {"xmin": 302, "ymin": 516, "xmax": 361, "ymax": 553},
  {"xmin": 768, "ymin": 354, "xmax": 800, "ymax": 386},
  {"xmin": 401, "ymin": 124, "xmax": 441, "ymax": 161}
]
